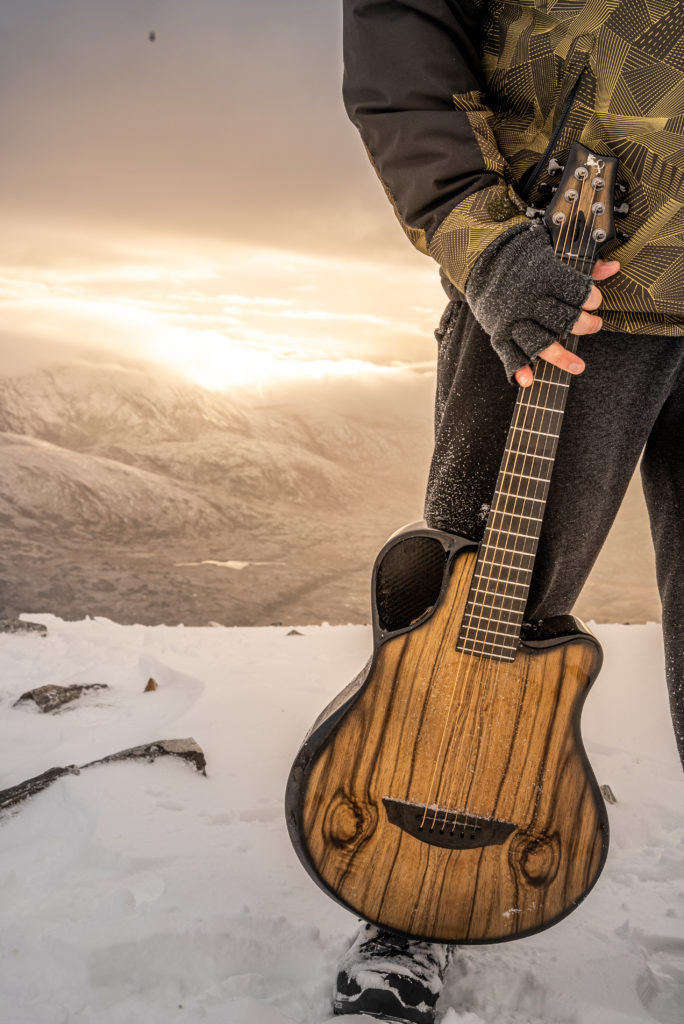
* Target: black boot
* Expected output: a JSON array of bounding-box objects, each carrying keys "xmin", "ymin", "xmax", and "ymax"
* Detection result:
[{"xmin": 333, "ymin": 922, "xmax": 454, "ymax": 1023}]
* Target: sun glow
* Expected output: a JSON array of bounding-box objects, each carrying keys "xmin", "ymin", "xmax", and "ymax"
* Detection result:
[
  {"xmin": 148, "ymin": 326, "xmax": 395, "ymax": 390},
  {"xmin": 1, "ymin": 231, "xmax": 443, "ymax": 388}
]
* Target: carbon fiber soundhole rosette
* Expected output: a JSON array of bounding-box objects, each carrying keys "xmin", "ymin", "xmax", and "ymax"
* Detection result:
[{"xmin": 375, "ymin": 536, "xmax": 447, "ymax": 633}]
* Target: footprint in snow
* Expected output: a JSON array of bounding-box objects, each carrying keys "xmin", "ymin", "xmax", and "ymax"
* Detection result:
[{"xmin": 635, "ymin": 933, "xmax": 684, "ymax": 1024}]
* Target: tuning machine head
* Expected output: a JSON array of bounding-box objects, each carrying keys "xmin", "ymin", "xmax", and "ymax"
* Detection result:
[{"xmin": 543, "ymin": 142, "xmax": 619, "ymax": 266}]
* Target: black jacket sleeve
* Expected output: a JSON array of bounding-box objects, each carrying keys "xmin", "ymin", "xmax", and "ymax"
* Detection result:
[{"xmin": 342, "ymin": 0, "xmax": 528, "ymax": 293}]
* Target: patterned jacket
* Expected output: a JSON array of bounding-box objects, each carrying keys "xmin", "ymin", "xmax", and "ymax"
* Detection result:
[{"xmin": 343, "ymin": 0, "xmax": 684, "ymax": 335}]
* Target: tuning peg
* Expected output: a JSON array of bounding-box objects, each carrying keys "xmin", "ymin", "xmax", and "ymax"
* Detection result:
[
  {"xmin": 536, "ymin": 182, "xmax": 558, "ymax": 196},
  {"xmin": 615, "ymin": 181, "xmax": 629, "ymax": 196},
  {"xmin": 525, "ymin": 205, "xmax": 545, "ymax": 220},
  {"xmin": 547, "ymin": 157, "xmax": 564, "ymax": 176},
  {"xmin": 614, "ymin": 201, "xmax": 630, "ymax": 216},
  {"xmin": 615, "ymin": 231, "xmax": 631, "ymax": 244}
]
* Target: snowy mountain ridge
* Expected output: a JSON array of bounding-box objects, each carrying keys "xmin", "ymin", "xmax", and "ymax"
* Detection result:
[{"xmin": 0, "ymin": 359, "xmax": 435, "ymax": 624}]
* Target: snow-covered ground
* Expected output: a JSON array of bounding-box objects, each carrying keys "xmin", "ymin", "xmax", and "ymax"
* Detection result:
[{"xmin": 0, "ymin": 617, "xmax": 682, "ymax": 1024}]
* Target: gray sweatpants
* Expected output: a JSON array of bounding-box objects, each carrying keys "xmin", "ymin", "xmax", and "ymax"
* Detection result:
[{"xmin": 424, "ymin": 298, "xmax": 684, "ymax": 770}]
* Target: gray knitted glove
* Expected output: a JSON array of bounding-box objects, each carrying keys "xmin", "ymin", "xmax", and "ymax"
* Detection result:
[{"xmin": 465, "ymin": 221, "xmax": 594, "ymax": 382}]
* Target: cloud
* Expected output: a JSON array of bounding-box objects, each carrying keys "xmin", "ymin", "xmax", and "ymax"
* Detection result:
[{"xmin": 0, "ymin": 232, "xmax": 445, "ymax": 384}]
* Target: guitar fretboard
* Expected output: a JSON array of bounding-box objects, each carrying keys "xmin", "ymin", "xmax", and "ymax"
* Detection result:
[{"xmin": 456, "ymin": 343, "xmax": 576, "ymax": 661}]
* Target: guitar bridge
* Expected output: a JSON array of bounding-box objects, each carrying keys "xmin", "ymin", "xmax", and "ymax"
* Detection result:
[{"xmin": 383, "ymin": 797, "xmax": 516, "ymax": 850}]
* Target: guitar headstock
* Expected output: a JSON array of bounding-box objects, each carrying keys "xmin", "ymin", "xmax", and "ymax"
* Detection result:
[{"xmin": 543, "ymin": 142, "xmax": 619, "ymax": 271}]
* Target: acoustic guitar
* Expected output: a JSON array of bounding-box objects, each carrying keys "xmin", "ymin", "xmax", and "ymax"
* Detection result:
[{"xmin": 286, "ymin": 143, "xmax": 618, "ymax": 944}]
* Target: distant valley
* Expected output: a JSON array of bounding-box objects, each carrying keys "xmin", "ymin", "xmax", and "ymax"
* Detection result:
[
  {"xmin": 0, "ymin": 359, "xmax": 660, "ymax": 625},
  {"xmin": 0, "ymin": 361, "xmax": 435, "ymax": 625}
]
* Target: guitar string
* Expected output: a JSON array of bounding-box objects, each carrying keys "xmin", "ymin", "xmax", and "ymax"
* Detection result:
[
  {"xmin": 419, "ymin": 612, "xmax": 483, "ymax": 830},
  {"xmin": 424, "ymin": 299, "xmax": 560, "ymax": 831},
  {"xmin": 430, "ymin": 372, "xmax": 538, "ymax": 832},
  {"xmin": 440, "ymin": 356, "xmax": 559, "ymax": 827},
  {"xmin": 426, "ymin": 164, "xmax": 607, "ymax": 827},
  {"xmin": 464, "ymin": 358, "xmax": 558, "ymax": 652},
  {"xmin": 437, "ymin": 186, "xmax": 585, "ymax": 824},
  {"xmin": 441, "ymin": 164, "xmax": 609, "ymax": 834},
  {"xmin": 457, "ymin": 363, "xmax": 541, "ymax": 648},
  {"xmin": 431, "ymin": 302, "xmax": 564, "ymax": 829},
  {"xmin": 476, "ymin": 362, "xmax": 559, "ymax": 739},
  {"xmin": 481, "ymin": 172, "xmax": 612, "ymax": 770},
  {"xmin": 438, "ymin": 333, "xmax": 565, "ymax": 825},
  {"xmin": 470, "ymin": 184, "xmax": 597, "ymax": 818},
  {"xmin": 467, "ymin": 182, "xmax": 585, "ymax": 661},
  {"xmin": 456, "ymin": 182, "xmax": 583, "ymax": 657},
  {"xmin": 571, "ymin": 167, "xmax": 602, "ymax": 271},
  {"xmin": 469, "ymin": 193, "xmax": 584, "ymax": 795},
  {"xmin": 433, "ymin": 194, "xmax": 579, "ymax": 825}
]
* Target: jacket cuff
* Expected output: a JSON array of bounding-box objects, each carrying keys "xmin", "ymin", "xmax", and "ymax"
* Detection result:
[{"xmin": 427, "ymin": 184, "xmax": 529, "ymax": 294}]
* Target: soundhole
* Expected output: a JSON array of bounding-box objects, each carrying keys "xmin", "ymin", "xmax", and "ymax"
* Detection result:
[{"xmin": 375, "ymin": 536, "xmax": 447, "ymax": 633}]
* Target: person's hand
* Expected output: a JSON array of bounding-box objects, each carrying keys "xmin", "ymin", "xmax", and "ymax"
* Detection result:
[{"xmin": 514, "ymin": 259, "xmax": 621, "ymax": 387}]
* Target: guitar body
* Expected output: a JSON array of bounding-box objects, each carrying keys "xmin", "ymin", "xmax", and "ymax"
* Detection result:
[{"xmin": 285, "ymin": 525, "xmax": 609, "ymax": 943}]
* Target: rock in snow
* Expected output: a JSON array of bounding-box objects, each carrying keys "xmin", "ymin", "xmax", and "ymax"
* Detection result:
[
  {"xmin": 0, "ymin": 618, "xmax": 47, "ymax": 636},
  {"xmin": 81, "ymin": 737, "xmax": 207, "ymax": 775},
  {"xmin": 14, "ymin": 681, "xmax": 109, "ymax": 712},
  {"xmin": 0, "ymin": 615, "xmax": 682, "ymax": 1024},
  {"xmin": 0, "ymin": 739, "xmax": 207, "ymax": 812},
  {"xmin": 0, "ymin": 764, "xmax": 81, "ymax": 813}
]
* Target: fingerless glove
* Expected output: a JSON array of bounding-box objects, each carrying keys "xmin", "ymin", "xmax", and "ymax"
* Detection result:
[{"xmin": 465, "ymin": 221, "xmax": 594, "ymax": 382}]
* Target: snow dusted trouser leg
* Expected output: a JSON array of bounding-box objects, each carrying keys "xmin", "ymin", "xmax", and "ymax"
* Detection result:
[{"xmin": 424, "ymin": 298, "xmax": 684, "ymax": 770}]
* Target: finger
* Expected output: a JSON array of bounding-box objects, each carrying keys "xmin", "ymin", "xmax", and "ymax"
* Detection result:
[
  {"xmin": 570, "ymin": 309, "xmax": 602, "ymax": 335},
  {"xmin": 592, "ymin": 259, "xmax": 620, "ymax": 281},
  {"xmin": 515, "ymin": 365, "xmax": 534, "ymax": 388},
  {"xmin": 583, "ymin": 284, "xmax": 603, "ymax": 312},
  {"xmin": 536, "ymin": 341, "xmax": 585, "ymax": 375}
]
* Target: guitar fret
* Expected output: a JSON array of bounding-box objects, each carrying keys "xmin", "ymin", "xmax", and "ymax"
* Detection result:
[
  {"xmin": 483, "ymin": 529, "xmax": 539, "ymax": 542},
  {"xmin": 494, "ymin": 494, "xmax": 545, "ymax": 503},
  {"xmin": 501, "ymin": 472, "xmax": 551, "ymax": 484},
  {"xmin": 481, "ymin": 540, "xmax": 537, "ymax": 554},
  {"xmin": 503, "ymin": 450, "xmax": 555, "ymax": 461},
  {"xmin": 457, "ymin": 637, "xmax": 518, "ymax": 653},
  {"xmin": 477, "ymin": 559, "xmax": 534, "ymax": 573},
  {"xmin": 519, "ymin": 401, "xmax": 563, "ymax": 414},
  {"xmin": 510, "ymin": 427, "xmax": 558, "ymax": 438},
  {"xmin": 466, "ymin": 595, "xmax": 527, "ymax": 609},
  {"xmin": 462, "ymin": 618, "xmax": 520, "ymax": 634},
  {"xmin": 473, "ymin": 572, "xmax": 530, "ymax": 585},
  {"xmin": 458, "ymin": 650, "xmax": 516, "ymax": 662},
  {"xmin": 489, "ymin": 512, "xmax": 544, "ymax": 523}
]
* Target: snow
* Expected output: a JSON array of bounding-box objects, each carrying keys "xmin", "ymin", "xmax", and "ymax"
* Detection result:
[{"xmin": 0, "ymin": 617, "xmax": 682, "ymax": 1024}]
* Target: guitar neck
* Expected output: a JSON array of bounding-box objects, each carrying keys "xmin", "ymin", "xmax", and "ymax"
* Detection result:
[
  {"xmin": 456, "ymin": 338, "xmax": 576, "ymax": 661},
  {"xmin": 455, "ymin": 141, "xmax": 618, "ymax": 661}
]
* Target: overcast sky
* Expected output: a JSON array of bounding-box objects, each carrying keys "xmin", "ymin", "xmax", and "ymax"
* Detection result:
[{"xmin": 0, "ymin": 0, "xmax": 444, "ymax": 385}]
